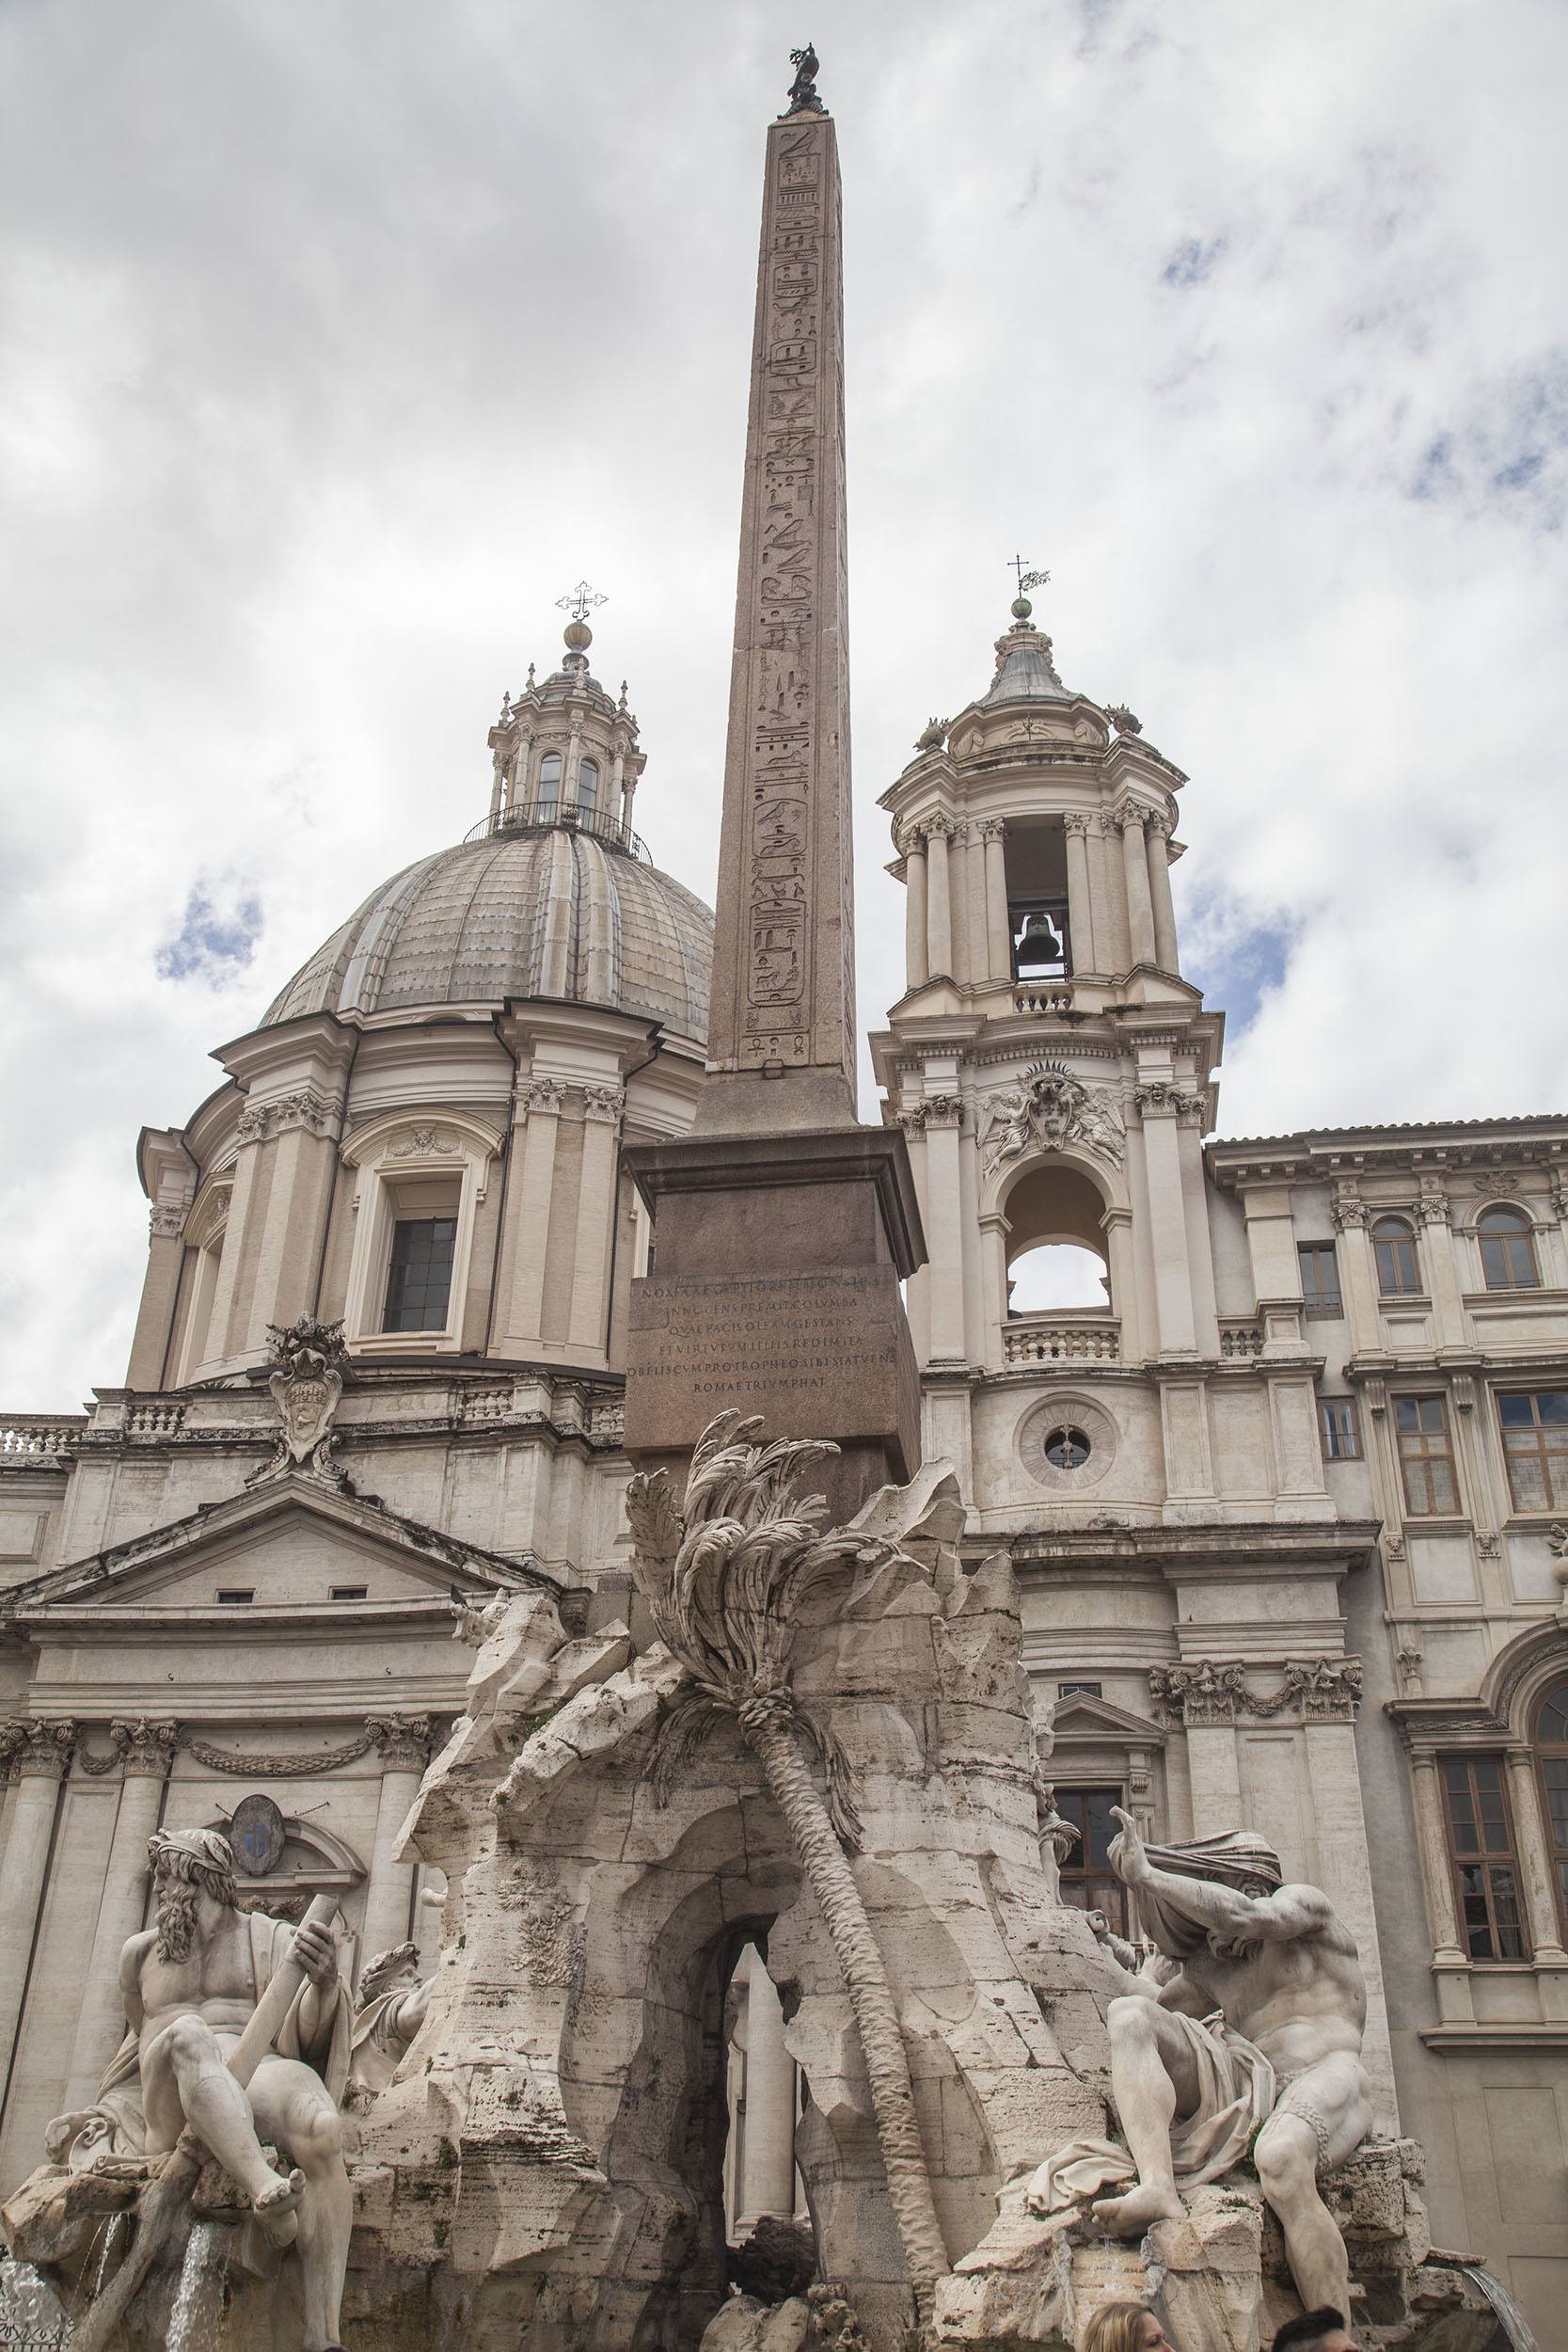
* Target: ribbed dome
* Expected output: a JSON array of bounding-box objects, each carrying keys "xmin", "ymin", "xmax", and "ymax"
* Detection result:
[{"xmin": 264, "ymin": 827, "xmax": 713, "ymax": 1041}]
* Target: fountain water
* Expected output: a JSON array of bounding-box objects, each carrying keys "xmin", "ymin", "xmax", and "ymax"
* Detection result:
[
  {"xmin": 0, "ymin": 2253, "xmax": 69, "ymax": 2352},
  {"xmin": 163, "ymin": 2224, "xmax": 223, "ymax": 2352}
]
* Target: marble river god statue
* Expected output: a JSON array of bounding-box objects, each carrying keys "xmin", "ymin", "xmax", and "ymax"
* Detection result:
[
  {"xmin": 24, "ymin": 1826, "xmax": 355, "ymax": 2352},
  {"xmin": 1027, "ymin": 1809, "xmax": 1371, "ymax": 2318}
]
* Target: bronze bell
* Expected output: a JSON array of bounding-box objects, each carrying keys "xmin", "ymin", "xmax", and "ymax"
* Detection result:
[{"xmin": 1017, "ymin": 911, "xmax": 1063, "ymax": 962}]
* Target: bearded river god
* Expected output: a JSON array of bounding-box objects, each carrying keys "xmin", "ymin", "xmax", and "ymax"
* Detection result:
[
  {"xmin": 54, "ymin": 1827, "xmax": 355, "ymax": 2352},
  {"xmin": 1027, "ymin": 1813, "xmax": 1372, "ymax": 2318}
]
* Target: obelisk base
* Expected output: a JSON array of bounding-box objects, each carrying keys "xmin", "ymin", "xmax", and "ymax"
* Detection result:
[{"xmin": 624, "ymin": 1125, "xmax": 924, "ymax": 1523}]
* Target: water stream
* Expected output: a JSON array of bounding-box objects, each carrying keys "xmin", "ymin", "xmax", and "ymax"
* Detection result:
[
  {"xmin": 163, "ymin": 2224, "xmax": 223, "ymax": 2352},
  {"xmin": 1462, "ymin": 2264, "xmax": 1543, "ymax": 2352}
]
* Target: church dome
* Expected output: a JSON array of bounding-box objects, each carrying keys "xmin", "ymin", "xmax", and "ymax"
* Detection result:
[
  {"xmin": 265, "ymin": 608, "xmax": 713, "ymax": 1042},
  {"xmin": 263, "ymin": 824, "xmax": 713, "ymax": 1041}
]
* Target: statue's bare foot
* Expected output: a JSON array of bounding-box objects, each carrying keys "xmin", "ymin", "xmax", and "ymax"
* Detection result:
[
  {"xmin": 1092, "ymin": 2182, "xmax": 1183, "ymax": 2234},
  {"xmin": 253, "ymin": 2167, "xmax": 305, "ymax": 2247}
]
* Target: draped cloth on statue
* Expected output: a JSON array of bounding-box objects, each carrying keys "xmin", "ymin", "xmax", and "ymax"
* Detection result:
[
  {"xmin": 1035, "ymin": 2009, "xmax": 1275, "ymax": 2209},
  {"xmin": 47, "ymin": 1913, "xmax": 353, "ymax": 2169}
]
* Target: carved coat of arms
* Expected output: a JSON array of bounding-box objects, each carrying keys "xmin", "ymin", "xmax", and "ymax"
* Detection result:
[
  {"xmin": 976, "ymin": 1062, "xmax": 1125, "ymax": 1178},
  {"xmin": 248, "ymin": 1316, "xmax": 349, "ymax": 1487}
]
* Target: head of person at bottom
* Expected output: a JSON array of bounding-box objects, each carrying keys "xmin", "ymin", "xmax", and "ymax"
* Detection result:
[
  {"xmin": 1272, "ymin": 2308, "xmax": 1361, "ymax": 2352},
  {"xmin": 1081, "ymin": 2300, "xmax": 1173, "ymax": 2352}
]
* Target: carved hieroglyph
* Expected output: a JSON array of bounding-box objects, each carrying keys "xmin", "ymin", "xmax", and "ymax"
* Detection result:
[
  {"xmin": 976, "ymin": 1061, "xmax": 1125, "ymax": 1177},
  {"xmin": 705, "ymin": 105, "xmax": 855, "ymax": 1087}
]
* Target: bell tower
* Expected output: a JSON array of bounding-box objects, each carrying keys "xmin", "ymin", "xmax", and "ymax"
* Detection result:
[{"xmin": 870, "ymin": 584, "xmax": 1237, "ymax": 1511}]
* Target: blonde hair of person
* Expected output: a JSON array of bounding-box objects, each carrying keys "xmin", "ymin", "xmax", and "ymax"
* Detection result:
[{"xmin": 1081, "ymin": 2300, "xmax": 1171, "ymax": 2352}]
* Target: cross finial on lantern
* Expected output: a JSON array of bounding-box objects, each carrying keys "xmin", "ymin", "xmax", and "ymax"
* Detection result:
[{"xmin": 556, "ymin": 580, "xmax": 609, "ymax": 623}]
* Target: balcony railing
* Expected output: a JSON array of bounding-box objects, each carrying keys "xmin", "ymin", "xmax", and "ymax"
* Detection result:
[
  {"xmin": 0, "ymin": 1415, "xmax": 85, "ymax": 1459},
  {"xmin": 1217, "ymin": 1319, "xmax": 1264, "ymax": 1359},
  {"xmin": 1004, "ymin": 1316, "xmax": 1120, "ymax": 1366},
  {"xmin": 1013, "ymin": 984, "xmax": 1075, "ymax": 1017},
  {"xmin": 465, "ymin": 801, "xmax": 651, "ymax": 861}
]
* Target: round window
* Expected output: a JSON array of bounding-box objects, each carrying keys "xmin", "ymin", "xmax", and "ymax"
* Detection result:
[{"xmin": 1043, "ymin": 1425, "xmax": 1092, "ymax": 1470}]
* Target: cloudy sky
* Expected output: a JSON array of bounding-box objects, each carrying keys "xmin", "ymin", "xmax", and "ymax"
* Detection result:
[{"xmin": 4, "ymin": 0, "xmax": 1567, "ymax": 1407}]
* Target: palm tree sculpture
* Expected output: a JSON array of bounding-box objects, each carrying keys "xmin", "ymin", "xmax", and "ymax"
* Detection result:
[{"xmin": 626, "ymin": 1409, "xmax": 950, "ymax": 2314}]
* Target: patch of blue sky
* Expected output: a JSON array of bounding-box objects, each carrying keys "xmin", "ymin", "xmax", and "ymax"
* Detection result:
[
  {"xmin": 155, "ymin": 890, "xmax": 262, "ymax": 983},
  {"xmin": 1182, "ymin": 914, "xmax": 1291, "ymax": 1038},
  {"xmin": 1407, "ymin": 350, "xmax": 1568, "ymax": 529},
  {"xmin": 1161, "ymin": 234, "xmax": 1227, "ymax": 289}
]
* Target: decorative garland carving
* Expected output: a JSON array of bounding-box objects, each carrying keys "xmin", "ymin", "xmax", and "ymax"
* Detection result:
[
  {"xmin": 1149, "ymin": 1657, "xmax": 1362, "ymax": 1727},
  {"xmin": 180, "ymin": 1729, "xmax": 376, "ymax": 1777}
]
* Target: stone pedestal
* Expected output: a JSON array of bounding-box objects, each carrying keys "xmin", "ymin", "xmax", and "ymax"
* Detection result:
[{"xmin": 625, "ymin": 1126, "xmax": 924, "ymax": 1517}]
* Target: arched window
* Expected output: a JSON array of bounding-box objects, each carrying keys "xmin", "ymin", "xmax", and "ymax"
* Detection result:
[
  {"xmin": 1372, "ymin": 1214, "xmax": 1421, "ymax": 1297},
  {"xmin": 536, "ymin": 751, "xmax": 562, "ymax": 815},
  {"xmin": 1479, "ymin": 1205, "xmax": 1539, "ymax": 1292},
  {"xmin": 1535, "ymin": 1675, "xmax": 1568, "ymax": 1938},
  {"xmin": 576, "ymin": 756, "xmax": 600, "ymax": 818}
]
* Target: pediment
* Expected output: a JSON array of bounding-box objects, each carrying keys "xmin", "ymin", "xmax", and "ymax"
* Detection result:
[
  {"xmin": 1050, "ymin": 1691, "xmax": 1164, "ymax": 1745},
  {"xmin": 10, "ymin": 1471, "xmax": 546, "ymax": 1622}
]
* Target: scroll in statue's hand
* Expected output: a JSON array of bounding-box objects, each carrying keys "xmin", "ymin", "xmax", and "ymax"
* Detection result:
[
  {"xmin": 289, "ymin": 1921, "xmax": 339, "ymax": 1986},
  {"xmin": 1106, "ymin": 1805, "xmax": 1150, "ymax": 1887}
]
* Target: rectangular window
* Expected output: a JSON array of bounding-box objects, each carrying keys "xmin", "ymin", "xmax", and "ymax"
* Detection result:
[
  {"xmin": 1057, "ymin": 1680, "xmax": 1102, "ymax": 1699},
  {"xmin": 1395, "ymin": 1394, "xmax": 1459, "ymax": 1515},
  {"xmin": 1298, "ymin": 1242, "xmax": 1342, "ymax": 1313},
  {"xmin": 330, "ymin": 1584, "xmax": 369, "ymax": 1601},
  {"xmin": 1054, "ymin": 1787, "xmax": 1128, "ymax": 1932},
  {"xmin": 1498, "ymin": 1391, "xmax": 1568, "ymax": 1514},
  {"xmin": 1441, "ymin": 1757, "xmax": 1528, "ymax": 1961},
  {"xmin": 1321, "ymin": 1398, "xmax": 1362, "ymax": 1461},
  {"xmin": 382, "ymin": 1216, "xmax": 457, "ymax": 1334},
  {"xmin": 216, "ymin": 1588, "xmax": 254, "ymax": 1605}
]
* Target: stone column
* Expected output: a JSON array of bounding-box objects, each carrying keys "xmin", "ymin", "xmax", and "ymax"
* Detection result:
[
  {"xmin": 1146, "ymin": 815, "xmax": 1180, "ymax": 973},
  {"xmin": 903, "ymin": 829, "xmax": 929, "ymax": 990},
  {"xmin": 1506, "ymin": 1745, "xmax": 1568, "ymax": 1964},
  {"xmin": 1418, "ymin": 1186, "xmax": 1470, "ymax": 1353},
  {"xmin": 611, "ymin": 749, "xmax": 627, "ymax": 831},
  {"xmin": 361, "ymin": 1716, "xmax": 438, "ymax": 1966},
  {"xmin": 240, "ymin": 1096, "xmax": 343, "ymax": 1357},
  {"xmin": 62, "ymin": 1720, "xmax": 176, "ymax": 2110},
  {"xmin": 568, "ymin": 1087, "xmax": 626, "ymax": 1359},
  {"xmin": 923, "ymin": 1097, "xmax": 966, "ymax": 1366},
  {"xmin": 1120, "ymin": 807, "xmax": 1158, "ymax": 967},
  {"xmin": 925, "ymin": 818, "xmax": 955, "ymax": 980},
  {"xmin": 1332, "ymin": 1190, "xmax": 1382, "ymax": 1355},
  {"xmin": 1063, "ymin": 815, "xmax": 1095, "ymax": 977},
  {"xmin": 488, "ymin": 749, "xmax": 505, "ymax": 828},
  {"xmin": 1102, "ymin": 1206, "xmax": 1139, "ymax": 1362},
  {"xmin": 1138, "ymin": 1088, "xmax": 1197, "ymax": 1355},
  {"xmin": 126, "ymin": 1201, "xmax": 191, "ymax": 1391},
  {"xmin": 1098, "ymin": 811, "xmax": 1131, "ymax": 971},
  {"xmin": 495, "ymin": 1078, "xmax": 563, "ymax": 1350},
  {"xmin": 981, "ymin": 818, "xmax": 1011, "ymax": 983},
  {"xmin": 0, "ymin": 1723, "xmax": 75, "ymax": 2075},
  {"xmin": 739, "ymin": 1955, "xmax": 798, "ymax": 2225},
  {"xmin": 1405, "ymin": 1750, "xmax": 1467, "ymax": 1968},
  {"xmin": 1304, "ymin": 1715, "xmax": 1397, "ymax": 2126}
]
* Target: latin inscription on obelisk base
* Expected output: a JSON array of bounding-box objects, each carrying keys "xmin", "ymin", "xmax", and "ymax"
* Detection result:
[
  {"xmin": 702, "ymin": 101, "xmax": 856, "ymax": 1129},
  {"xmin": 625, "ymin": 70, "xmax": 924, "ymax": 1513}
]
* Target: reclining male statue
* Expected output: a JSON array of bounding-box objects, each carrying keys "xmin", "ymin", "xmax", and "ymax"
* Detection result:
[
  {"xmin": 1027, "ymin": 1810, "xmax": 1371, "ymax": 2315},
  {"xmin": 47, "ymin": 1827, "xmax": 354, "ymax": 2352}
]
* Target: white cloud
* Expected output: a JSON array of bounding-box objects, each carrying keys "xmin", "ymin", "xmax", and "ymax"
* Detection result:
[{"xmin": 3, "ymin": 0, "xmax": 1566, "ymax": 1405}]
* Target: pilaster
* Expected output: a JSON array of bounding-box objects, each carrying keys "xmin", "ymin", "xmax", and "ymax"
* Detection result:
[
  {"xmin": 1063, "ymin": 814, "xmax": 1095, "ymax": 976},
  {"xmin": 903, "ymin": 828, "xmax": 929, "ymax": 990},
  {"xmin": 61, "ymin": 1720, "xmax": 177, "ymax": 2110}
]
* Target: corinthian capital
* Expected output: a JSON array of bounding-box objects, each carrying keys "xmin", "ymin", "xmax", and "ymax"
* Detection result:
[
  {"xmin": 366, "ymin": 1712, "xmax": 438, "ymax": 1772},
  {"xmin": 6, "ymin": 1720, "xmax": 78, "ymax": 1778},
  {"xmin": 111, "ymin": 1718, "xmax": 180, "ymax": 1777}
]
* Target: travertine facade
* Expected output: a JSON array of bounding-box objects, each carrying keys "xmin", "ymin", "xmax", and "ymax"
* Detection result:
[{"xmin": 2, "ymin": 72, "xmax": 1566, "ymax": 2352}]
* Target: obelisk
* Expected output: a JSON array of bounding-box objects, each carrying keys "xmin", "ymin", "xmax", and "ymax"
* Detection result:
[
  {"xmin": 699, "ymin": 53, "xmax": 856, "ymax": 1134},
  {"xmin": 625, "ymin": 52, "xmax": 924, "ymax": 1515}
]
